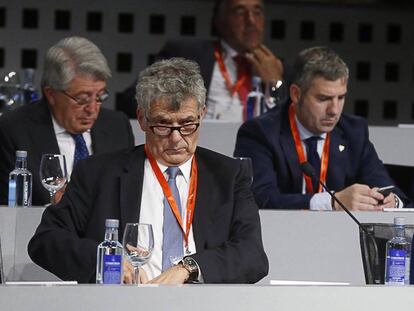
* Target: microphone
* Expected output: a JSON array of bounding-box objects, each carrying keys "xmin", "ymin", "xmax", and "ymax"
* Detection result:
[{"xmin": 300, "ymin": 161, "xmax": 381, "ymax": 284}]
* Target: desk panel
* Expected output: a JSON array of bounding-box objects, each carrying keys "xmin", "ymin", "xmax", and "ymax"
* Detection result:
[
  {"xmin": 2, "ymin": 207, "xmax": 414, "ymax": 284},
  {"xmin": 2, "ymin": 284, "xmax": 414, "ymax": 310}
]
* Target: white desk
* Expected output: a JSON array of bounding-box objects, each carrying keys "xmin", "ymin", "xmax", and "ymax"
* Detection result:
[
  {"xmin": 130, "ymin": 120, "xmax": 414, "ymax": 166},
  {"xmin": 2, "ymin": 207, "xmax": 414, "ymax": 284}
]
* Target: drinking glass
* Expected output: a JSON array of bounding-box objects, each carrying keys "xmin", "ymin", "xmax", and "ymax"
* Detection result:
[
  {"xmin": 122, "ymin": 223, "xmax": 154, "ymax": 284},
  {"xmin": 39, "ymin": 154, "xmax": 67, "ymax": 203},
  {"xmin": 234, "ymin": 157, "xmax": 254, "ymax": 185}
]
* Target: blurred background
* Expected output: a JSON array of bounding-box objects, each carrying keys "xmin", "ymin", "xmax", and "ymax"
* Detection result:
[{"xmin": 0, "ymin": 0, "xmax": 413, "ymax": 125}]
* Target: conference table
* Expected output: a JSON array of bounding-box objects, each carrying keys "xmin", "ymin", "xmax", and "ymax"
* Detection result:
[{"xmin": 2, "ymin": 207, "xmax": 414, "ymax": 309}]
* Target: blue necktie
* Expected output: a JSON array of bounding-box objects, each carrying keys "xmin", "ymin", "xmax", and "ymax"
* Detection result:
[
  {"xmin": 304, "ymin": 136, "xmax": 321, "ymax": 193},
  {"xmin": 71, "ymin": 133, "xmax": 89, "ymax": 165},
  {"xmin": 162, "ymin": 166, "xmax": 183, "ymax": 271}
]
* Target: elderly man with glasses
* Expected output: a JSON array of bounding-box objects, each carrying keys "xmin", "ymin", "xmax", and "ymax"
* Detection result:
[
  {"xmin": 0, "ymin": 36, "xmax": 134, "ymax": 206},
  {"xmin": 28, "ymin": 57, "xmax": 268, "ymax": 285}
]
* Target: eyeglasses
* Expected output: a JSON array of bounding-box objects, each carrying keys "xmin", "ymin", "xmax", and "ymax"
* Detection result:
[
  {"xmin": 60, "ymin": 90, "xmax": 109, "ymax": 106},
  {"xmin": 146, "ymin": 117, "xmax": 200, "ymax": 137}
]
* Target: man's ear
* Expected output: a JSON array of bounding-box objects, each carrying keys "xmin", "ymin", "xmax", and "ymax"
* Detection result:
[
  {"xmin": 199, "ymin": 105, "xmax": 207, "ymax": 120},
  {"xmin": 289, "ymin": 84, "xmax": 301, "ymax": 108},
  {"xmin": 136, "ymin": 108, "xmax": 146, "ymax": 131},
  {"xmin": 43, "ymin": 86, "xmax": 55, "ymax": 106}
]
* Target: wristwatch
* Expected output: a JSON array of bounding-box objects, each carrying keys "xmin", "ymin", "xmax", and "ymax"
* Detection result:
[{"xmin": 179, "ymin": 257, "xmax": 199, "ymax": 282}]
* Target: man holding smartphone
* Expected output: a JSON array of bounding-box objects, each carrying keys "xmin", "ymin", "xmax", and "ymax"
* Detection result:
[{"xmin": 234, "ymin": 46, "xmax": 410, "ymax": 211}]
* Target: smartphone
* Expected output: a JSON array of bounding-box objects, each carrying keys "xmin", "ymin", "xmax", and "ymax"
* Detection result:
[{"xmin": 377, "ymin": 185, "xmax": 395, "ymax": 204}]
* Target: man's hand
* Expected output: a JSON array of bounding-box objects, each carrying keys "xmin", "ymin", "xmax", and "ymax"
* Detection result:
[
  {"xmin": 334, "ymin": 184, "xmax": 384, "ymax": 211},
  {"xmin": 51, "ymin": 185, "xmax": 66, "ymax": 205},
  {"xmin": 245, "ymin": 44, "xmax": 283, "ymax": 83},
  {"xmin": 149, "ymin": 264, "xmax": 189, "ymax": 285},
  {"xmin": 123, "ymin": 260, "xmax": 149, "ymax": 284}
]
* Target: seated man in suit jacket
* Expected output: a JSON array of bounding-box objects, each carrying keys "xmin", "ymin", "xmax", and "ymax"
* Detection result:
[
  {"xmin": 28, "ymin": 58, "xmax": 268, "ymax": 284},
  {"xmin": 0, "ymin": 36, "xmax": 134, "ymax": 206},
  {"xmin": 234, "ymin": 46, "xmax": 409, "ymax": 210},
  {"xmin": 118, "ymin": 0, "xmax": 287, "ymax": 121}
]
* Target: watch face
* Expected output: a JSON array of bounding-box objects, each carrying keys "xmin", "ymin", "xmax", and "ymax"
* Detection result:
[{"xmin": 183, "ymin": 257, "xmax": 198, "ymax": 273}]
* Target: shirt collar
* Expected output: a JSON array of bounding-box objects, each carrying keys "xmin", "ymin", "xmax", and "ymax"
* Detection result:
[
  {"xmin": 220, "ymin": 40, "xmax": 239, "ymax": 60},
  {"xmin": 157, "ymin": 156, "xmax": 193, "ymax": 183},
  {"xmin": 294, "ymin": 115, "xmax": 327, "ymax": 141}
]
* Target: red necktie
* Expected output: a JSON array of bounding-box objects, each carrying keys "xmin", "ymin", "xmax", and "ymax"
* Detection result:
[{"xmin": 233, "ymin": 55, "xmax": 252, "ymax": 105}]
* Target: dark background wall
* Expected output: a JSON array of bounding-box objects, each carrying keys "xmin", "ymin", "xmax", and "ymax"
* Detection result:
[{"xmin": 0, "ymin": 0, "xmax": 413, "ymax": 125}]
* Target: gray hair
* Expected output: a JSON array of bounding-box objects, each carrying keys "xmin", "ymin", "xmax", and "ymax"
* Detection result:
[
  {"xmin": 293, "ymin": 46, "xmax": 349, "ymax": 94},
  {"xmin": 41, "ymin": 36, "xmax": 111, "ymax": 90},
  {"xmin": 135, "ymin": 58, "xmax": 206, "ymax": 115}
]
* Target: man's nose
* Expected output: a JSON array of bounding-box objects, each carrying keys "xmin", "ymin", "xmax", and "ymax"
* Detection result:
[{"xmin": 327, "ymin": 98, "xmax": 341, "ymax": 115}]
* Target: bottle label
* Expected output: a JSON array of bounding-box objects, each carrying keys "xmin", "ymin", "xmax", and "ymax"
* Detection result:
[
  {"xmin": 23, "ymin": 181, "xmax": 29, "ymax": 206},
  {"xmin": 103, "ymin": 254, "xmax": 122, "ymax": 284},
  {"xmin": 386, "ymin": 249, "xmax": 407, "ymax": 284},
  {"xmin": 8, "ymin": 180, "xmax": 16, "ymax": 207}
]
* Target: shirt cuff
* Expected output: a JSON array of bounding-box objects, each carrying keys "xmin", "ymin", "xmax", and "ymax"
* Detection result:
[{"xmin": 309, "ymin": 192, "xmax": 334, "ymax": 211}]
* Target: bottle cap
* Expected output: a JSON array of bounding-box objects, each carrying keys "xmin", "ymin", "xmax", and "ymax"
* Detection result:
[
  {"xmin": 105, "ymin": 219, "xmax": 119, "ymax": 228},
  {"xmin": 394, "ymin": 217, "xmax": 405, "ymax": 226},
  {"xmin": 16, "ymin": 150, "xmax": 27, "ymax": 158}
]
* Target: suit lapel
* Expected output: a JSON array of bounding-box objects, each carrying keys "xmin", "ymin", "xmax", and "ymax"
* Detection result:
[
  {"xmin": 326, "ymin": 126, "xmax": 348, "ymax": 189},
  {"xmin": 192, "ymin": 150, "xmax": 211, "ymax": 250},
  {"xmin": 279, "ymin": 111, "xmax": 303, "ymax": 193},
  {"xmin": 119, "ymin": 146, "xmax": 145, "ymax": 228},
  {"xmin": 90, "ymin": 113, "xmax": 110, "ymax": 154},
  {"xmin": 28, "ymin": 101, "xmax": 60, "ymax": 162}
]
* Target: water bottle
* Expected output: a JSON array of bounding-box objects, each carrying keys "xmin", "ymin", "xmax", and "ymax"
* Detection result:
[
  {"xmin": 96, "ymin": 219, "xmax": 123, "ymax": 284},
  {"xmin": 245, "ymin": 76, "xmax": 263, "ymax": 120},
  {"xmin": 8, "ymin": 150, "xmax": 32, "ymax": 207},
  {"xmin": 384, "ymin": 217, "xmax": 411, "ymax": 285},
  {"xmin": 21, "ymin": 68, "xmax": 40, "ymax": 104}
]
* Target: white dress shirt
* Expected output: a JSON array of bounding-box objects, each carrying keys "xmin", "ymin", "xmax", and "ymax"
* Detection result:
[
  {"xmin": 51, "ymin": 115, "xmax": 93, "ymax": 177},
  {"xmin": 295, "ymin": 117, "xmax": 332, "ymax": 210},
  {"xmin": 139, "ymin": 157, "xmax": 197, "ymax": 280},
  {"xmin": 206, "ymin": 41, "xmax": 244, "ymax": 122}
]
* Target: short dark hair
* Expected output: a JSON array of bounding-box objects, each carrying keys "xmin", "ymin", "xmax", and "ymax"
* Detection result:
[{"xmin": 293, "ymin": 46, "xmax": 349, "ymax": 94}]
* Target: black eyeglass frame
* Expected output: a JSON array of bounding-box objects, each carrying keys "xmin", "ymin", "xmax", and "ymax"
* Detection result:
[
  {"xmin": 60, "ymin": 90, "xmax": 110, "ymax": 106},
  {"xmin": 146, "ymin": 116, "xmax": 201, "ymax": 137}
]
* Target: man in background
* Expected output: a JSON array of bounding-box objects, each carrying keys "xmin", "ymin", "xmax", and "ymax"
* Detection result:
[
  {"xmin": 0, "ymin": 36, "xmax": 134, "ymax": 206},
  {"xmin": 28, "ymin": 57, "xmax": 268, "ymax": 284},
  {"xmin": 234, "ymin": 46, "xmax": 409, "ymax": 210},
  {"xmin": 119, "ymin": 0, "xmax": 287, "ymax": 121}
]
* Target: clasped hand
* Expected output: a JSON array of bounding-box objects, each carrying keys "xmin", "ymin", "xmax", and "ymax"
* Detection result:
[{"xmin": 334, "ymin": 183, "xmax": 396, "ymax": 211}]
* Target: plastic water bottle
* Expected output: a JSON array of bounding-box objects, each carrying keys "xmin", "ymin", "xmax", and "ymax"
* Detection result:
[
  {"xmin": 384, "ymin": 217, "xmax": 411, "ymax": 285},
  {"xmin": 8, "ymin": 150, "xmax": 32, "ymax": 207},
  {"xmin": 96, "ymin": 219, "xmax": 123, "ymax": 284},
  {"xmin": 245, "ymin": 76, "xmax": 263, "ymax": 120}
]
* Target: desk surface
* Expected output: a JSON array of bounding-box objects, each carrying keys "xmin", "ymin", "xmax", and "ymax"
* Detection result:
[{"xmin": 2, "ymin": 284, "xmax": 414, "ymax": 310}]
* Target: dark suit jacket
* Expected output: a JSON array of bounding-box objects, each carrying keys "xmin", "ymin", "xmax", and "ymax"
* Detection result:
[
  {"xmin": 28, "ymin": 145, "xmax": 268, "ymax": 283},
  {"xmin": 234, "ymin": 103, "xmax": 409, "ymax": 209},
  {"xmin": 0, "ymin": 100, "xmax": 135, "ymax": 206}
]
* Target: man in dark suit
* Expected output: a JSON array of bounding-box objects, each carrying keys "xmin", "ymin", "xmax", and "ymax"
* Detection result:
[
  {"xmin": 28, "ymin": 58, "xmax": 268, "ymax": 284},
  {"xmin": 234, "ymin": 46, "xmax": 409, "ymax": 210},
  {"xmin": 0, "ymin": 36, "xmax": 134, "ymax": 206},
  {"xmin": 118, "ymin": 0, "xmax": 286, "ymax": 121}
]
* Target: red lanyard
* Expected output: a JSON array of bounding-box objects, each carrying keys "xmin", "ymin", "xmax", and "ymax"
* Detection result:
[
  {"xmin": 288, "ymin": 105, "xmax": 330, "ymax": 193},
  {"xmin": 144, "ymin": 145, "xmax": 197, "ymax": 251},
  {"xmin": 213, "ymin": 42, "xmax": 248, "ymax": 99}
]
